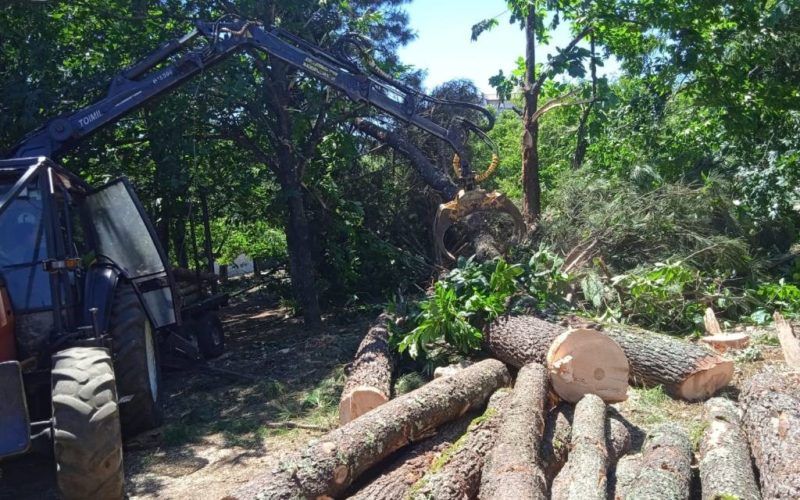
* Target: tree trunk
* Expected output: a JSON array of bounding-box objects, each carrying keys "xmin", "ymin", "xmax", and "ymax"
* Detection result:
[
  {"xmin": 347, "ymin": 415, "xmax": 473, "ymax": 500},
  {"xmin": 339, "ymin": 313, "xmax": 394, "ymax": 425},
  {"xmin": 550, "ymin": 394, "xmax": 608, "ymax": 500},
  {"xmin": 614, "ymin": 424, "xmax": 692, "ymax": 500},
  {"xmin": 228, "ymin": 359, "xmax": 510, "ymax": 499},
  {"xmin": 282, "ymin": 178, "xmax": 322, "ymax": 329},
  {"xmin": 486, "ymin": 315, "xmax": 733, "ymax": 401},
  {"xmin": 699, "ymin": 397, "xmax": 760, "ymax": 500},
  {"xmin": 741, "ymin": 370, "xmax": 800, "ymax": 499},
  {"xmin": 521, "ymin": 9, "xmax": 541, "ymax": 222},
  {"xmin": 480, "ymin": 363, "xmax": 548, "ymax": 500},
  {"xmin": 612, "ymin": 454, "xmax": 642, "ymax": 500},
  {"xmin": 571, "ymin": 36, "xmax": 596, "ymax": 170},
  {"xmin": 409, "ymin": 389, "xmax": 511, "ymax": 500},
  {"xmin": 485, "ymin": 316, "xmax": 628, "ymax": 403},
  {"xmin": 542, "ymin": 404, "xmax": 632, "ymax": 487},
  {"xmin": 602, "ymin": 324, "xmax": 734, "ymax": 400}
]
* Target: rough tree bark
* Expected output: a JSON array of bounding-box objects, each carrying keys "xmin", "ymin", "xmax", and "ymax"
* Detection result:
[
  {"xmin": 339, "ymin": 313, "xmax": 394, "ymax": 425},
  {"xmin": 699, "ymin": 397, "xmax": 760, "ymax": 500},
  {"xmin": 227, "ymin": 359, "xmax": 510, "ymax": 499},
  {"xmin": 542, "ymin": 404, "xmax": 632, "ymax": 486},
  {"xmin": 347, "ymin": 415, "xmax": 473, "ymax": 500},
  {"xmin": 614, "ymin": 424, "xmax": 692, "ymax": 500},
  {"xmin": 409, "ymin": 389, "xmax": 511, "ymax": 500},
  {"xmin": 480, "ymin": 363, "xmax": 549, "ymax": 500},
  {"xmin": 521, "ymin": 8, "xmax": 541, "ymax": 221},
  {"xmin": 741, "ymin": 370, "xmax": 800, "ymax": 499},
  {"xmin": 485, "ymin": 316, "xmax": 628, "ymax": 403},
  {"xmin": 602, "ymin": 324, "xmax": 734, "ymax": 400},
  {"xmin": 486, "ymin": 315, "xmax": 732, "ymax": 401},
  {"xmin": 550, "ymin": 394, "xmax": 608, "ymax": 500},
  {"xmin": 612, "ymin": 454, "xmax": 642, "ymax": 500}
]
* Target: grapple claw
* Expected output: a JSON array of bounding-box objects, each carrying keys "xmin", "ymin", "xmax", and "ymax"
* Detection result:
[{"xmin": 433, "ymin": 189, "xmax": 526, "ymax": 262}]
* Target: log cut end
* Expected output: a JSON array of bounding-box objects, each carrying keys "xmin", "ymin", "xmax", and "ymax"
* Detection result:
[
  {"xmin": 699, "ymin": 333, "xmax": 750, "ymax": 352},
  {"xmin": 677, "ymin": 357, "xmax": 734, "ymax": 401},
  {"xmin": 339, "ymin": 386, "xmax": 390, "ymax": 425},
  {"xmin": 546, "ymin": 328, "xmax": 630, "ymax": 403}
]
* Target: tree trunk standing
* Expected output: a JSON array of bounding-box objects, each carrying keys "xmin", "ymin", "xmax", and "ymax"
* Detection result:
[
  {"xmin": 282, "ymin": 177, "xmax": 322, "ymax": 329},
  {"xmin": 741, "ymin": 371, "xmax": 800, "ymax": 499},
  {"xmin": 199, "ymin": 190, "xmax": 218, "ymax": 294},
  {"xmin": 228, "ymin": 359, "xmax": 510, "ymax": 499},
  {"xmin": 699, "ymin": 398, "xmax": 760, "ymax": 500},
  {"xmin": 571, "ymin": 37, "xmax": 597, "ymax": 170},
  {"xmin": 480, "ymin": 363, "xmax": 548, "ymax": 500},
  {"xmin": 521, "ymin": 8, "xmax": 541, "ymax": 222}
]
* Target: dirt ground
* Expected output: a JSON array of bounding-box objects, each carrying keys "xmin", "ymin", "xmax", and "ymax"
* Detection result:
[
  {"xmin": 0, "ymin": 284, "xmax": 789, "ymax": 500},
  {"xmin": 0, "ymin": 286, "xmax": 371, "ymax": 500}
]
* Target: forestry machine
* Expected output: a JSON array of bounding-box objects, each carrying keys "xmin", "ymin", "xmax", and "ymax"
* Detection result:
[{"xmin": 0, "ymin": 17, "xmax": 523, "ymax": 499}]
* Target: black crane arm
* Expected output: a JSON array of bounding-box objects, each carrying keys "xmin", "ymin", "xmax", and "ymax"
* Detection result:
[{"xmin": 9, "ymin": 19, "xmax": 495, "ymax": 188}]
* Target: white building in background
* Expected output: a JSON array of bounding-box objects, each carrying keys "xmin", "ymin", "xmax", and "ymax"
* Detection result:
[
  {"xmin": 483, "ymin": 92, "xmax": 518, "ymax": 111},
  {"xmin": 214, "ymin": 254, "xmax": 254, "ymax": 278}
]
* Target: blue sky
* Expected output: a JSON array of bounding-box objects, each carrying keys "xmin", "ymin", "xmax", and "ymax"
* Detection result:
[{"xmin": 396, "ymin": 0, "xmax": 620, "ymax": 94}]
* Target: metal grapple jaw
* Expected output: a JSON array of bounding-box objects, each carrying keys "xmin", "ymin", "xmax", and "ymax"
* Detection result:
[{"xmin": 433, "ymin": 189, "xmax": 526, "ymax": 262}]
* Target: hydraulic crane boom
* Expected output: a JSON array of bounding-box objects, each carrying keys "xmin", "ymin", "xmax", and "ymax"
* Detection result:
[{"xmin": 9, "ymin": 18, "xmax": 495, "ymax": 189}]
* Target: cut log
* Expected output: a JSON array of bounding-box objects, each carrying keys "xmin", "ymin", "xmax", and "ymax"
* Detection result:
[
  {"xmin": 541, "ymin": 404, "xmax": 631, "ymax": 487},
  {"xmin": 602, "ymin": 324, "xmax": 733, "ymax": 400},
  {"xmin": 741, "ymin": 370, "xmax": 800, "ymax": 499},
  {"xmin": 703, "ymin": 307, "xmax": 723, "ymax": 335},
  {"xmin": 348, "ymin": 415, "xmax": 473, "ymax": 500},
  {"xmin": 699, "ymin": 397, "xmax": 760, "ymax": 500},
  {"xmin": 774, "ymin": 311, "xmax": 800, "ymax": 369},
  {"xmin": 480, "ymin": 363, "xmax": 549, "ymax": 500},
  {"xmin": 485, "ymin": 316, "xmax": 629, "ymax": 403},
  {"xmin": 433, "ymin": 360, "xmax": 473, "ymax": 379},
  {"xmin": 488, "ymin": 315, "xmax": 732, "ymax": 401},
  {"xmin": 546, "ymin": 328, "xmax": 629, "ymax": 403},
  {"xmin": 409, "ymin": 389, "xmax": 511, "ymax": 500},
  {"xmin": 611, "ymin": 454, "xmax": 642, "ymax": 500},
  {"xmin": 227, "ymin": 359, "xmax": 510, "ymax": 499},
  {"xmin": 614, "ymin": 424, "xmax": 692, "ymax": 500},
  {"xmin": 339, "ymin": 313, "xmax": 394, "ymax": 425},
  {"xmin": 550, "ymin": 394, "xmax": 608, "ymax": 500},
  {"xmin": 542, "ymin": 403, "xmax": 574, "ymax": 484},
  {"xmin": 699, "ymin": 333, "xmax": 750, "ymax": 352}
]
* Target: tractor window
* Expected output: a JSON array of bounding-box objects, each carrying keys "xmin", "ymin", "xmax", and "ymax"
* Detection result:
[
  {"xmin": 0, "ymin": 179, "xmax": 52, "ymax": 310},
  {"xmin": 85, "ymin": 181, "xmax": 165, "ymax": 277}
]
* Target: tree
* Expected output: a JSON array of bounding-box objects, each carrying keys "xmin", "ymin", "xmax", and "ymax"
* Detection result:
[{"xmin": 473, "ymin": 1, "xmax": 594, "ymax": 221}]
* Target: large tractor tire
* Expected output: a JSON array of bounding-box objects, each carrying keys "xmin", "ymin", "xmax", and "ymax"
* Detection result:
[
  {"xmin": 52, "ymin": 347, "xmax": 124, "ymax": 500},
  {"xmin": 109, "ymin": 283, "xmax": 163, "ymax": 437}
]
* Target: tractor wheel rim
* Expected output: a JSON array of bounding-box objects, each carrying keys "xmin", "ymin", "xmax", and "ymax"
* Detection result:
[{"xmin": 144, "ymin": 321, "xmax": 158, "ymax": 401}]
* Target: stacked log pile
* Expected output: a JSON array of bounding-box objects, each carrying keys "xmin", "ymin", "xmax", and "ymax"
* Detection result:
[{"xmin": 225, "ymin": 310, "xmax": 800, "ymax": 500}]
